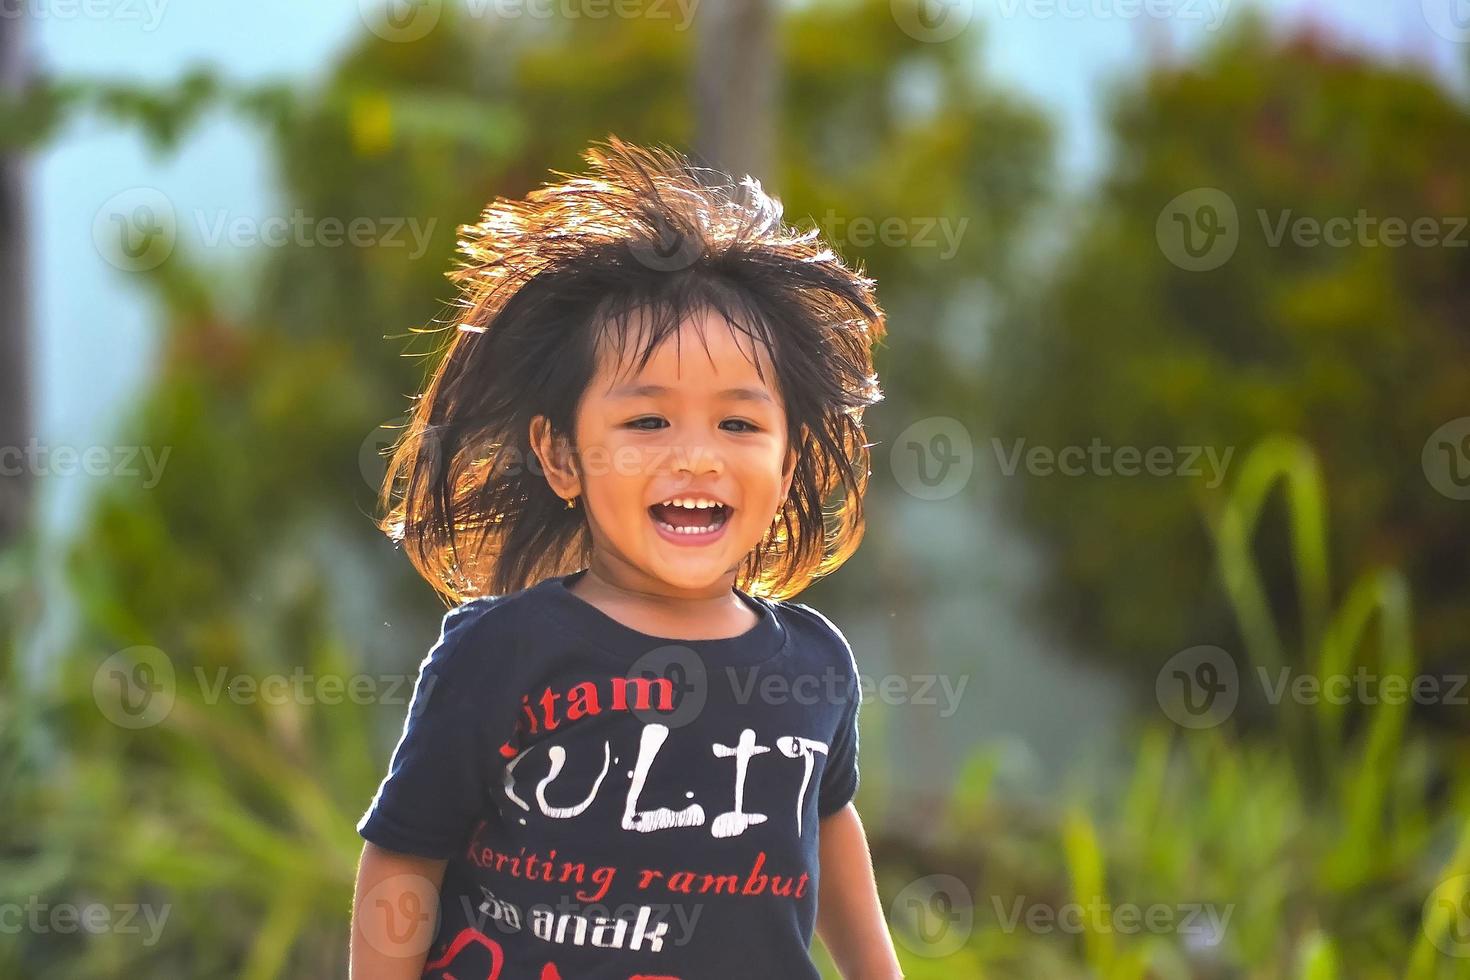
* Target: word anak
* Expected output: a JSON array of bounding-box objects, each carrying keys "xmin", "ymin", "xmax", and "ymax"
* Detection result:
[
  {"xmin": 503, "ymin": 721, "xmax": 832, "ymax": 838},
  {"xmin": 471, "ymin": 885, "xmax": 679, "ymax": 953}
]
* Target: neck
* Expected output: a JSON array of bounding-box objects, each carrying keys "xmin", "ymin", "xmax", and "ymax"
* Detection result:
[
  {"xmin": 574, "ymin": 552, "xmax": 755, "ymax": 638},
  {"xmin": 583, "ymin": 551, "xmax": 739, "ymax": 603}
]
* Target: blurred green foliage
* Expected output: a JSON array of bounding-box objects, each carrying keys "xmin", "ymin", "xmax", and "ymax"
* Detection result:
[
  {"xmin": 988, "ymin": 15, "xmax": 1470, "ymax": 693},
  {"xmin": 890, "ymin": 438, "xmax": 1469, "ymax": 978}
]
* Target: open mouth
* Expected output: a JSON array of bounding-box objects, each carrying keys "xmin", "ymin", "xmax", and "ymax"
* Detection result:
[{"xmin": 648, "ymin": 498, "xmax": 732, "ymax": 537}]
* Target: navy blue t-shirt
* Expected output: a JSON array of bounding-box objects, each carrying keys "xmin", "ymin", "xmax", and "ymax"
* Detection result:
[{"xmin": 358, "ymin": 570, "xmax": 862, "ymax": 979}]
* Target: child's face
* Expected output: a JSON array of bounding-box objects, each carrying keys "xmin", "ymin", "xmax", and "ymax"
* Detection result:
[{"xmin": 540, "ymin": 309, "xmax": 797, "ymax": 595}]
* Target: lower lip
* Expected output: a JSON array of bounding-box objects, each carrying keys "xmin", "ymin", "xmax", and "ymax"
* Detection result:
[{"xmin": 649, "ymin": 510, "xmax": 731, "ymax": 548}]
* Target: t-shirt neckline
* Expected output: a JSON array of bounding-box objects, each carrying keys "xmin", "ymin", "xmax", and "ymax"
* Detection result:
[{"xmin": 536, "ymin": 569, "xmax": 787, "ymax": 666}]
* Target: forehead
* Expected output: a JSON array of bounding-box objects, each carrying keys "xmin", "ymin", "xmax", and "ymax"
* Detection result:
[{"xmin": 589, "ymin": 304, "xmax": 780, "ymax": 394}]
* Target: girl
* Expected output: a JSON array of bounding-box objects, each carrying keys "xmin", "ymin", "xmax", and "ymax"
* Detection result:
[{"xmin": 351, "ymin": 136, "xmax": 901, "ymax": 980}]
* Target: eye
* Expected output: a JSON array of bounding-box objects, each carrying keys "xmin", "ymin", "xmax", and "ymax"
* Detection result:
[
  {"xmin": 721, "ymin": 418, "xmax": 760, "ymax": 433},
  {"xmin": 625, "ymin": 416, "xmax": 667, "ymax": 431}
]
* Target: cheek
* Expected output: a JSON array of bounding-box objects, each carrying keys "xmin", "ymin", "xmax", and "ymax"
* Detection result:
[
  {"xmin": 732, "ymin": 440, "xmax": 791, "ymax": 490},
  {"xmin": 599, "ymin": 440, "xmax": 663, "ymax": 485},
  {"xmin": 580, "ymin": 439, "xmax": 666, "ymax": 508},
  {"xmin": 729, "ymin": 437, "xmax": 787, "ymax": 473}
]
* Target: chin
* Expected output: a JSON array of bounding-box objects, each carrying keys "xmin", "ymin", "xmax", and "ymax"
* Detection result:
[{"xmin": 644, "ymin": 554, "xmax": 738, "ymax": 592}]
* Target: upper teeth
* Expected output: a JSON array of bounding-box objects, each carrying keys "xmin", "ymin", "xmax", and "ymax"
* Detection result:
[{"xmin": 659, "ymin": 498, "xmax": 722, "ymax": 509}]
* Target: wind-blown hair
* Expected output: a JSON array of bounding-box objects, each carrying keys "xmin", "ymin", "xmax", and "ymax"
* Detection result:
[{"xmin": 379, "ymin": 135, "xmax": 886, "ymax": 603}]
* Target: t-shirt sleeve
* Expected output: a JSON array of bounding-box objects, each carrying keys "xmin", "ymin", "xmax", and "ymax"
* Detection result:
[
  {"xmin": 816, "ymin": 618, "xmax": 862, "ymax": 819},
  {"xmin": 357, "ymin": 600, "xmax": 506, "ymax": 859}
]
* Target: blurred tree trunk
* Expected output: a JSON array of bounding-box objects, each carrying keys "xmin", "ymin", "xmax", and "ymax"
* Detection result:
[
  {"xmin": 0, "ymin": 13, "xmax": 31, "ymax": 548},
  {"xmin": 692, "ymin": 0, "xmax": 776, "ymax": 185}
]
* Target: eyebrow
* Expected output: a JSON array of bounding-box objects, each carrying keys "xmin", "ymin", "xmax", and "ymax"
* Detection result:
[{"xmin": 606, "ymin": 383, "xmax": 775, "ymax": 404}]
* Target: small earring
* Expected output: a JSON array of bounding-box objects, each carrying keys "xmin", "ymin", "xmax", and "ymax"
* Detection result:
[{"xmin": 565, "ymin": 495, "xmax": 578, "ymax": 510}]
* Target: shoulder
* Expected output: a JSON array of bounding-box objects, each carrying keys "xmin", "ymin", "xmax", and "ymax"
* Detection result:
[
  {"xmin": 767, "ymin": 598, "xmax": 859, "ymax": 677},
  {"xmin": 421, "ymin": 583, "xmax": 553, "ymax": 681},
  {"xmin": 438, "ymin": 591, "xmax": 520, "ymax": 638}
]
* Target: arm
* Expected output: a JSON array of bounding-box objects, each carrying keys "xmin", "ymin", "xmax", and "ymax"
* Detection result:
[
  {"xmin": 349, "ymin": 841, "xmax": 449, "ymax": 979},
  {"xmin": 816, "ymin": 803, "xmax": 904, "ymax": 980}
]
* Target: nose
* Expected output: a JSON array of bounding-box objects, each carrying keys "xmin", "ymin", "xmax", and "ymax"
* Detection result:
[{"xmin": 671, "ymin": 439, "xmax": 723, "ymax": 480}]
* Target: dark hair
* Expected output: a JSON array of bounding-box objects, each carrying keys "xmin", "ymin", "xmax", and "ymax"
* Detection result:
[{"xmin": 379, "ymin": 135, "xmax": 886, "ymax": 603}]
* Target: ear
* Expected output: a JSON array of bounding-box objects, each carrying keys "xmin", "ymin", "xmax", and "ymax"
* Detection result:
[{"xmin": 528, "ymin": 415, "xmax": 582, "ymax": 500}]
